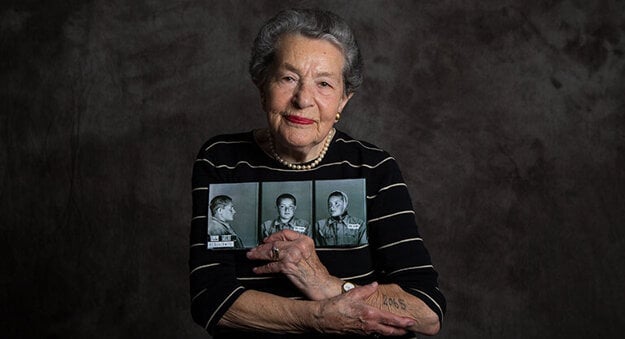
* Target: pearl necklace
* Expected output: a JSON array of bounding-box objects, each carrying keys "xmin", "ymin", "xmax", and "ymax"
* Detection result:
[{"xmin": 268, "ymin": 128, "xmax": 334, "ymax": 170}]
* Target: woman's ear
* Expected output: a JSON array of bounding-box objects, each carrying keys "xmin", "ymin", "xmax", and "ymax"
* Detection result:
[{"xmin": 338, "ymin": 92, "xmax": 354, "ymax": 114}]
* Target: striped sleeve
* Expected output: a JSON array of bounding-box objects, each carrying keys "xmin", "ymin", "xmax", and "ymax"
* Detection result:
[
  {"xmin": 366, "ymin": 156, "xmax": 447, "ymax": 323},
  {"xmin": 188, "ymin": 138, "xmax": 246, "ymax": 334}
]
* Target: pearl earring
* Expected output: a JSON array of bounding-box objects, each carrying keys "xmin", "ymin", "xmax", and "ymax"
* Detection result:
[{"xmin": 335, "ymin": 112, "xmax": 341, "ymax": 122}]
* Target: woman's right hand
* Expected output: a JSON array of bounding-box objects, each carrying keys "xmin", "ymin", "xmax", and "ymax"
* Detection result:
[
  {"xmin": 311, "ymin": 282, "xmax": 416, "ymax": 336},
  {"xmin": 247, "ymin": 229, "xmax": 342, "ymax": 300}
]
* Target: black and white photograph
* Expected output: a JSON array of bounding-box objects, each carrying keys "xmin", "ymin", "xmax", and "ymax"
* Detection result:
[
  {"xmin": 260, "ymin": 181, "xmax": 313, "ymax": 239},
  {"xmin": 207, "ymin": 182, "xmax": 259, "ymax": 249},
  {"xmin": 314, "ymin": 179, "xmax": 368, "ymax": 247}
]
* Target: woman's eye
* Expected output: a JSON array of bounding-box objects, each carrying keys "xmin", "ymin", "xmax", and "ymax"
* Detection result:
[{"xmin": 319, "ymin": 81, "xmax": 331, "ymax": 87}]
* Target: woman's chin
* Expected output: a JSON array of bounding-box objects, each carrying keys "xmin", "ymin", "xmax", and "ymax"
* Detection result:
[{"xmin": 278, "ymin": 133, "xmax": 318, "ymax": 150}]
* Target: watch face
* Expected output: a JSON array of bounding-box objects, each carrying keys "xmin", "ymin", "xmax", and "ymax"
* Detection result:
[{"xmin": 342, "ymin": 282, "xmax": 355, "ymax": 293}]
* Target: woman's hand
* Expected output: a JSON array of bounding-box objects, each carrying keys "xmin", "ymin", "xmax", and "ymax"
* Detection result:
[
  {"xmin": 246, "ymin": 229, "xmax": 343, "ymax": 300},
  {"xmin": 312, "ymin": 282, "xmax": 415, "ymax": 336}
]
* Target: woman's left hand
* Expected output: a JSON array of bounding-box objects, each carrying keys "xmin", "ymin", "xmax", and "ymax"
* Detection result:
[{"xmin": 246, "ymin": 230, "xmax": 343, "ymax": 300}]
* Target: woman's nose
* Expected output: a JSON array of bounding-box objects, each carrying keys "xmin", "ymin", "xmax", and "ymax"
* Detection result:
[{"xmin": 292, "ymin": 82, "xmax": 314, "ymax": 109}]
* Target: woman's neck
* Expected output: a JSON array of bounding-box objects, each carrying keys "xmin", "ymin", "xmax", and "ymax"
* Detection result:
[{"xmin": 274, "ymin": 139, "xmax": 324, "ymax": 163}]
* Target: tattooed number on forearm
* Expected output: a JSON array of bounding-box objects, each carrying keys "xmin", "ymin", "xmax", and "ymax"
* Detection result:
[{"xmin": 382, "ymin": 295, "xmax": 407, "ymax": 310}]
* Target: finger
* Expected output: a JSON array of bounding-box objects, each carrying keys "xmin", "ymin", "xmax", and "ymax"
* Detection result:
[
  {"xmin": 252, "ymin": 261, "xmax": 282, "ymax": 274},
  {"xmin": 356, "ymin": 311, "xmax": 412, "ymax": 337},
  {"xmin": 360, "ymin": 305, "xmax": 415, "ymax": 334},
  {"xmin": 246, "ymin": 245, "xmax": 264, "ymax": 259},
  {"xmin": 246, "ymin": 241, "xmax": 279, "ymax": 260},
  {"xmin": 375, "ymin": 311, "xmax": 416, "ymax": 329},
  {"xmin": 370, "ymin": 323, "xmax": 410, "ymax": 337}
]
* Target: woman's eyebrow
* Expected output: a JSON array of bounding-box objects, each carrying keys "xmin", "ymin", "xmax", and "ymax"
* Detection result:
[
  {"xmin": 282, "ymin": 63, "xmax": 338, "ymax": 78},
  {"xmin": 282, "ymin": 63, "xmax": 300, "ymax": 73}
]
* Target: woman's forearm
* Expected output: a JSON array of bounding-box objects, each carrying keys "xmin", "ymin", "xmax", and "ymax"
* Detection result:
[
  {"xmin": 217, "ymin": 285, "xmax": 418, "ymax": 336},
  {"xmin": 218, "ymin": 290, "xmax": 316, "ymax": 333}
]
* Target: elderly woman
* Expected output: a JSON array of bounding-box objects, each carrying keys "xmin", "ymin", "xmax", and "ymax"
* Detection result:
[{"xmin": 190, "ymin": 8, "xmax": 445, "ymax": 338}]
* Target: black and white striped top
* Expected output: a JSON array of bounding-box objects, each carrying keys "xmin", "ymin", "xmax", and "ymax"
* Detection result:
[{"xmin": 189, "ymin": 130, "xmax": 445, "ymax": 337}]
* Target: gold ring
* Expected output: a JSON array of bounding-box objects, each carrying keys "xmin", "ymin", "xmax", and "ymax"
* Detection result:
[{"xmin": 271, "ymin": 246, "xmax": 280, "ymax": 261}]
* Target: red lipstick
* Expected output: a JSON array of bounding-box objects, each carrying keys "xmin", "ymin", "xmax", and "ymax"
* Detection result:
[{"xmin": 284, "ymin": 115, "xmax": 315, "ymax": 125}]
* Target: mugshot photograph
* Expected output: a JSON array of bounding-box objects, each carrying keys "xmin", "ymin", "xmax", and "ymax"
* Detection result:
[
  {"xmin": 315, "ymin": 190, "xmax": 367, "ymax": 247},
  {"xmin": 259, "ymin": 181, "xmax": 313, "ymax": 239},
  {"xmin": 260, "ymin": 193, "xmax": 312, "ymax": 238},
  {"xmin": 206, "ymin": 182, "xmax": 259, "ymax": 249},
  {"xmin": 313, "ymin": 179, "xmax": 367, "ymax": 247},
  {"xmin": 207, "ymin": 195, "xmax": 243, "ymax": 249}
]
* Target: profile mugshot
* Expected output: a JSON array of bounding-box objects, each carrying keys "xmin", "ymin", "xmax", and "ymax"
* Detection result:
[
  {"xmin": 314, "ymin": 190, "xmax": 367, "ymax": 247},
  {"xmin": 260, "ymin": 193, "xmax": 311, "ymax": 238},
  {"xmin": 207, "ymin": 195, "xmax": 243, "ymax": 249}
]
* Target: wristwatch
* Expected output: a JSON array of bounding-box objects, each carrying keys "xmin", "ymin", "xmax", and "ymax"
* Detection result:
[{"xmin": 341, "ymin": 281, "xmax": 355, "ymax": 293}]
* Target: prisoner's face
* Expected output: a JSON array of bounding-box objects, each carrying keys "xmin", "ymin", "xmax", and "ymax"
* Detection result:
[
  {"xmin": 328, "ymin": 196, "xmax": 346, "ymax": 217},
  {"xmin": 277, "ymin": 198, "xmax": 296, "ymax": 220},
  {"xmin": 218, "ymin": 203, "xmax": 236, "ymax": 222}
]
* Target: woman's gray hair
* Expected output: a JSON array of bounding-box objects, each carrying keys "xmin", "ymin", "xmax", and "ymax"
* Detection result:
[{"xmin": 249, "ymin": 8, "xmax": 363, "ymax": 96}]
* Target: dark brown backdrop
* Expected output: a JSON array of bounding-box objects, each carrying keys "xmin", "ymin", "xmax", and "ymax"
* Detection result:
[{"xmin": 2, "ymin": 0, "xmax": 624, "ymax": 338}]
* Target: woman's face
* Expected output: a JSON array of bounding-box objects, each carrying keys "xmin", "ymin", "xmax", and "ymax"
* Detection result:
[
  {"xmin": 328, "ymin": 195, "xmax": 346, "ymax": 217},
  {"xmin": 262, "ymin": 34, "xmax": 352, "ymax": 152}
]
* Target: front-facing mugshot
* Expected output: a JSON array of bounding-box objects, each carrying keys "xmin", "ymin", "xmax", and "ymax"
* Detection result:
[
  {"xmin": 260, "ymin": 181, "xmax": 313, "ymax": 239},
  {"xmin": 260, "ymin": 193, "xmax": 312, "ymax": 238}
]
